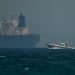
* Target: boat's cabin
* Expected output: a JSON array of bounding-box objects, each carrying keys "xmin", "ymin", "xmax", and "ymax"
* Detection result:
[{"xmin": 59, "ymin": 43, "xmax": 67, "ymax": 46}]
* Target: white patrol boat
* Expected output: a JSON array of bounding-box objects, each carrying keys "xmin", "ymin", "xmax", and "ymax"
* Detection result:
[{"xmin": 47, "ymin": 43, "xmax": 74, "ymax": 49}]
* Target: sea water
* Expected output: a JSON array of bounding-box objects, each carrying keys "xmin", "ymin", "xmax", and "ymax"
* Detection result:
[{"xmin": 0, "ymin": 48, "xmax": 75, "ymax": 75}]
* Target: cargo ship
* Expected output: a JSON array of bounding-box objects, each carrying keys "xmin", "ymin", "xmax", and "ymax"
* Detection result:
[{"xmin": 0, "ymin": 13, "xmax": 40, "ymax": 48}]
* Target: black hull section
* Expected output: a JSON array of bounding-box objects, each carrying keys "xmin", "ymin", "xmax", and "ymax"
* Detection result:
[{"xmin": 0, "ymin": 34, "xmax": 40, "ymax": 48}]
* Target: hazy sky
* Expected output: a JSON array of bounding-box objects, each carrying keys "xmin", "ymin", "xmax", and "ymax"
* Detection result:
[{"xmin": 0, "ymin": 0, "xmax": 75, "ymax": 47}]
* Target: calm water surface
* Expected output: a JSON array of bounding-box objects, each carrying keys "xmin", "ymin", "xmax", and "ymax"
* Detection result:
[{"xmin": 0, "ymin": 48, "xmax": 75, "ymax": 75}]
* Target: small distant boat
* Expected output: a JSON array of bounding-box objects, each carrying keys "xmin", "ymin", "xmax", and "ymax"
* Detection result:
[{"xmin": 47, "ymin": 42, "xmax": 74, "ymax": 49}]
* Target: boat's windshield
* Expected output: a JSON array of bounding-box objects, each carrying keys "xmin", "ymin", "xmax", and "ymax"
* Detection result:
[{"xmin": 59, "ymin": 43, "xmax": 66, "ymax": 46}]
